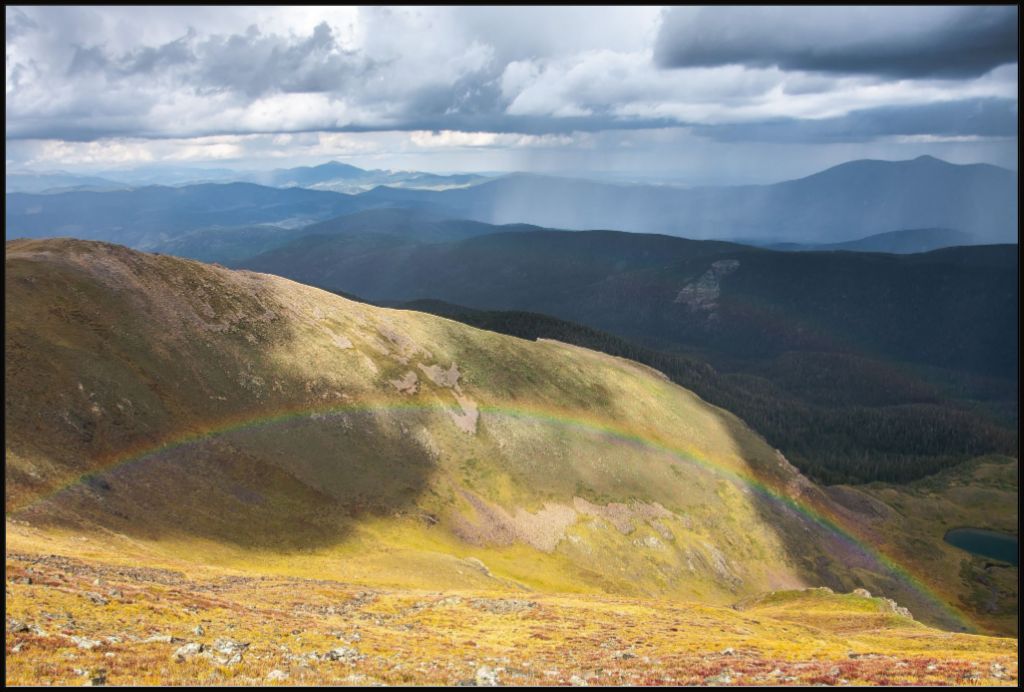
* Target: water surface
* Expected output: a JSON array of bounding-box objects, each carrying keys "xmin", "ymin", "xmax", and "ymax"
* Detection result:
[{"xmin": 944, "ymin": 528, "xmax": 1018, "ymax": 566}]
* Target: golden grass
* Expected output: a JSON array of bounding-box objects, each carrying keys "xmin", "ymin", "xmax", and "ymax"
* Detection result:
[{"xmin": 5, "ymin": 537, "xmax": 1017, "ymax": 687}]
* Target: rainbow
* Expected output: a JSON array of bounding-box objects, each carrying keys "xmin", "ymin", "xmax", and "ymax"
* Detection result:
[{"xmin": 8, "ymin": 398, "xmax": 977, "ymax": 631}]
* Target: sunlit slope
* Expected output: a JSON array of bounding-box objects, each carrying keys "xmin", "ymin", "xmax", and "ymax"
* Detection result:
[{"xmin": 0, "ymin": 239, "xmax": 977, "ymax": 629}]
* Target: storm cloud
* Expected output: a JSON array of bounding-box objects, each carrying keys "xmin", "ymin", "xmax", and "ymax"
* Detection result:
[
  {"xmin": 655, "ymin": 6, "xmax": 1018, "ymax": 78},
  {"xmin": 692, "ymin": 98, "xmax": 1019, "ymax": 143},
  {"xmin": 4, "ymin": 6, "xmax": 1018, "ymax": 177}
]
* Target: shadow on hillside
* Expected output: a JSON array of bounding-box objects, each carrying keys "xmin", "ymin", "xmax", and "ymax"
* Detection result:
[{"xmin": 6, "ymin": 240, "xmax": 438, "ymax": 552}]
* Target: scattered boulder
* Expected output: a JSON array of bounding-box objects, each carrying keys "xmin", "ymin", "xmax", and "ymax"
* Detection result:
[
  {"xmin": 852, "ymin": 588, "xmax": 872, "ymax": 598},
  {"xmin": 470, "ymin": 598, "xmax": 536, "ymax": 615},
  {"xmin": 212, "ymin": 638, "xmax": 249, "ymax": 665},
  {"xmin": 704, "ymin": 671, "xmax": 734, "ymax": 684},
  {"xmin": 84, "ymin": 669, "xmax": 107, "ymax": 686},
  {"xmin": 881, "ymin": 598, "xmax": 914, "ymax": 619},
  {"xmin": 324, "ymin": 646, "xmax": 364, "ymax": 664},
  {"xmin": 71, "ymin": 636, "xmax": 103, "ymax": 650},
  {"xmin": 173, "ymin": 642, "xmax": 204, "ymax": 661}
]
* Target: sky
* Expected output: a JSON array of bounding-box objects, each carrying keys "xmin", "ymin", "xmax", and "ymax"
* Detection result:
[{"xmin": 5, "ymin": 5, "xmax": 1019, "ymax": 185}]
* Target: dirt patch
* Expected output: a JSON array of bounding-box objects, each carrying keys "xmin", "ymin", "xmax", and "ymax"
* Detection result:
[{"xmin": 389, "ymin": 371, "xmax": 419, "ymax": 395}]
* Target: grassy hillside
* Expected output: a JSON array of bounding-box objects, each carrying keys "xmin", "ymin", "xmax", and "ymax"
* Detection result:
[
  {"xmin": 4, "ymin": 239, "xmax": 1016, "ymax": 656},
  {"xmin": 4, "ymin": 545, "xmax": 1016, "ymax": 686},
  {"xmin": 239, "ymin": 231, "xmax": 1018, "ymax": 484}
]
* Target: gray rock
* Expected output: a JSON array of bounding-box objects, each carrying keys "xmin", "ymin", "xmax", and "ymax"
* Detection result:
[
  {"xmin": 173, "ymin": 642, "xmax": 204, "ymax": 661},
  {"xmin": 475, "ymin": 666, "xmax": 499, "ymax": 686},
  {"xmin": 324, "ymin": 646, "xmax": 364, "ymax": 664},
  {"xmin": 71, "ymin": 636, "xmax": 103, "ymax": 650},
  {"xmin": 704, "ymin": 672, "xmax": 733, "ymax": 685}
]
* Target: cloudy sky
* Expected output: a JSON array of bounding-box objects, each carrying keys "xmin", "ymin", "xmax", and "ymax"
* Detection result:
[{"xmin": 5, "ymin": 5, "xmax": 1018, "ymax": 184}]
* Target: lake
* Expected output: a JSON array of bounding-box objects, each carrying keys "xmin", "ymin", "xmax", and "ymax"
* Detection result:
[{"xmin": 944, "ymin": 528, "xmax": 1018, "ymax": 566}]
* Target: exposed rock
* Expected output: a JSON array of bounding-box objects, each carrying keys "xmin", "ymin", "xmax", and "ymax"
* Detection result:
[
  {"xmin": 704, "ymin": 670, "xmax": 734, "ymax": 684},
  {"xmin": 173, "ymin": 642, "xmax": 204, "ymax": 661},
  {"xmin": 212, "ymin": 638, "xmax": 249, "ymax": 665},
  {"xmin": 852, "ymin": 588, "xmax": 872, "ymax": 598},
  {"xmin": 267, "ymin": 670, "xmax": 289, "ymax": 681},
  {"xmin": 389, "ymin": 371, "xmax": 419, "ymax": 395},
  {"xmin": 71, "ymin": 636, "xmax": 103, "ymax": 650},
  {"xmin": 86, "ymin": 592, "xmax": 109, "ymax": 605},
  {"xmin": 674, "ymin": 260, "xmax": 740, "ymax": 312},
  {"xmin": 470, "ymin": 598, "xmax": 536, "ymax": 614},
  {"xmin": 475, "ymin": 666, "xmax": 499, "ymax": 687},
  {"xmin": 142, "ymin": 634, "xmax": 177, "ymax": 644},
  {"xmin": 324, "ymin": 646, "xmax": 364, "ymax": 664},
  {"xmin": 419, "ymin": 362, "xmax": 462, "ymax": 388},
  {"xmin": 881, "ymin": 598, "xmax": 914, "ymax": 619},
  {"xmin": 84, "ymin": 669, "xmax": 107, "ymax": 686}
]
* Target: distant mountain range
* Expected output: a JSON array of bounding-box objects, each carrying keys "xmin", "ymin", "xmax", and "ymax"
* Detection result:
[
  {"xmin": 5, "ymin": 182, "xmax": 369, "ymax": 249},
  {"xmin": 760, "ymin": 228, "xmax": 976, "ymax": 254},
  {"xmin": 359, "ymin": 156, "xmax": 1017, "ymax": 244},
  {"xmin": 7, "ymin": 156, "xmax": 1017, "ymax": 246},
  {"xmin": 6, "ymin": 161, "xmax": 490, "ymax": 195},
  {"xmin": 153, "ymin": 208, "xmax": 554, "ymax": 264}
]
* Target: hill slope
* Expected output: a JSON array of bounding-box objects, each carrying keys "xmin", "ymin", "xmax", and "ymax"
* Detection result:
[
  {"xmin": 6, "ymin": 238, "xmax": 1012, "ymax": 637},
  {"xmin": 239, "ymin": 230, "xmax": 1018, "ymax": 483},
  {"xmin": 765, "ymin": 227, "xmax": 976, "ymax": 254}
]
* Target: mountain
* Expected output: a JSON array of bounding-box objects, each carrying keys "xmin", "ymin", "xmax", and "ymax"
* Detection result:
[
  {"xmin": 148, "ymin": 208, "xmax": 555, "ymax": 264},
  {"xmin": 240, "ymin": 230, "xmax": 1018, "ymax": 484},
  {"xmin": 5, "ymin": 171, "xmax": 128, "ymax": 193},
  {"xmin": 241, "ymin": 229, "xmax": 1018, "ymax": 378},
  {"xmin": 240, "ymin": 160, "xmax": 490, "ymax": 193},
  {"xmin": 250, "ymin": 160, "xmax": 370, "ymax": 186},
  {"xmin": 361, "ymin": 157, "xmax": 1018, "ymax": 243},
  {"xmin": 55, "ymin": 160, "xmax": 492, "ymax": 193},
  {"xmin": 7, "ymin": 157, "xmax": 1014, "ymax": 253},
  {"xmin": 4, "ymin": 183, "xmax": 372, "ymax": 249},
  {"xmin": 294, "ymin": 208, "xmax": 552, "ymax": 243},
  {"xmin": 5, "ymin": 238, "xmax": 1016, "ymax": 644},
  {"xmin": 764, "ymin": 228, "xmax": 977, "ymax": 254}
]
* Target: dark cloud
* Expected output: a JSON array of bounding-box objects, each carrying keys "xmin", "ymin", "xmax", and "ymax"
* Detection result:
[
  {"xmin": 691, "ymin": 98, "xmax": 1018, "ymax": 143},
  {"xmin": 195, "ymin": 22, "xmax": 373, "ymax": 97},
  {"xmin": 655, "ymin": 6, "xmax": 1018, "ymax": 78},
  {"xmin": 4, "ymin": 5, "xmax": 1018, "ymax": 162}
]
